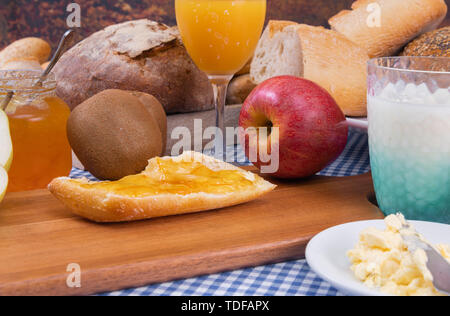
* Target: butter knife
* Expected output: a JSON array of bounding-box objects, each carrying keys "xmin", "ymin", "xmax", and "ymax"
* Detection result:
[{"xmin": 401, "ymin": 221, "xmax": 450, "ymax": 295}]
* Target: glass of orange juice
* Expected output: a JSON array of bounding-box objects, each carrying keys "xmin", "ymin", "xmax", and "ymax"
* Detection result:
[
  {"xmin": 0, "ymin": 70, "xmax": 72, "ymax": 192},
  {"xmin": 175, "ymin": 0, "xmax": 267, "ymax": 158}
]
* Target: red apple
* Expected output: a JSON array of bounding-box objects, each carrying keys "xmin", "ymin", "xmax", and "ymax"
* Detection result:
[{"xmin": 239, "ymin": 76, "xmax": 348, "ymax": 178}]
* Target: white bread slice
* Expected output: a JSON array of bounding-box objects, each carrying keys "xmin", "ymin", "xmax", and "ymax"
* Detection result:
[
  {"xmin": 250, "ymin": 21, "xmax": 369, "ymax": 117},
  {"xmin": 48, "ymin": 151, "xmax": 276, "ymax": 223},
  {"xmin": 329, "ymin": 0, "xmax": 448, "ymax": 58}
]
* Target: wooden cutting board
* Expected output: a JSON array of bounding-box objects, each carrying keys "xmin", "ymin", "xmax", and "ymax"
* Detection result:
[{"xmin": 0, "ymin": 169, "xmax": 382, "ymax": 296}]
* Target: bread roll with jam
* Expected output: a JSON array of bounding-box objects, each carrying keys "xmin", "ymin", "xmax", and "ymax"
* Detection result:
[{"xmin": 49, "ymin": 152, "xmax": 276, "ymax": 223}]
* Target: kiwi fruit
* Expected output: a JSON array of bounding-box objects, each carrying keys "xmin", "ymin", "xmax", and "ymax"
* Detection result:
[
  {"xmin": 67, "ymin": 89, "xmax": 165, "ymax": 180},
  {"xmin": 127, "ymin": 91, "xmax": 167, "ymax": 153}
]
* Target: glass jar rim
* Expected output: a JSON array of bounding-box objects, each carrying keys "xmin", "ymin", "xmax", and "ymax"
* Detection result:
[
  {"xmin": 368, "ymin": 56, "xmax": 450, "ymax": 75},
  {"xmin": 0, "ymin": 70, "xmax": 56, "ymax": 93}
]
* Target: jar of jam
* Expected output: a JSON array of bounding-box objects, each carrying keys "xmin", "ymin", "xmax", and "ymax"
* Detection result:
[{"xmin": 0, "ymin": 70, "xmax": 72, "ymax": 192}]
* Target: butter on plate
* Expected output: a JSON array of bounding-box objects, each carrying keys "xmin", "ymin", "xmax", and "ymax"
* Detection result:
[{"xmin": 347, "ymin": 214, "xmax": 450, "ymax": 296}]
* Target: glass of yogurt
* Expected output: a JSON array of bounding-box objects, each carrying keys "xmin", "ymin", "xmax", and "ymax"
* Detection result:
[{"xmin": 367, "ymin": 57, "xmax": 449, "ymax": 224}]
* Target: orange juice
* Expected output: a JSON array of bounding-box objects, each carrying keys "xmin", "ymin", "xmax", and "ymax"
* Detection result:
[
  {"xmin": 7, "ymin": 96, "xmax": 72, "ymax": 192},
  {"xmin": 175, "ymin": 0, "xmax": 266, "ymax": 75}
]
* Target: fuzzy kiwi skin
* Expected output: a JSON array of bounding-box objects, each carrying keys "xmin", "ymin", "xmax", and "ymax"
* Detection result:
[
  {"xmin": 128, "ymin": 91, "xmax": 167, "ymax": 153},
  {"xmin": 67, "ymin": 89, "xmax": 163, "ymax": 180}
]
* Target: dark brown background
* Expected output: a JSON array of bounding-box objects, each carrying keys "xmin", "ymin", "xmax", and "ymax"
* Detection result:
[{"xmin": 0, "ymin": 0, "xmax": 449, "ymax": 50}]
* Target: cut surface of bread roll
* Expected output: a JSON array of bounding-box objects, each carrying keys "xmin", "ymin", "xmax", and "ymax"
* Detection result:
[
  {"xmin": 49, "ymin": 151, "xmax": 276, "ymax": 223},
  {"xmin": 251, "ymin": 21, "xmax": 302, "ymax": 82},
  {"xmin": 250, "ymin": 21, "xmax": 369, "ymax": 117},
  {"xmin": 329, "ymin": 0, "xmax": 448, "ymax": 58}
]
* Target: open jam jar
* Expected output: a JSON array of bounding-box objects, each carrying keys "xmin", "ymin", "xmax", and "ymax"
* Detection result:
[{"xmin": 0, "ymin": 70, "xmax": 72, "ymax": 192}]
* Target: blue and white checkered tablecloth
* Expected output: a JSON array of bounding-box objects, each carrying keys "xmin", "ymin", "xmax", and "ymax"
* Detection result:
[{"xmin": 70, "ymin": 128, "xmax": 370, "ymax": 296}]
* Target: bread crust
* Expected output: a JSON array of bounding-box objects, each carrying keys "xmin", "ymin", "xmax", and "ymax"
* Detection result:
[
  {"xmin": 0, "ymin": 37, "xmax": 51, "ymax": 66},
  {"xmin": 226, "ymin": 75, "xmax": 257, "ymax": 105},
  {"xmin": 53, "ymin": 20, "xmax": 214, "ymax": 114},
  {"xmin": 48, "ymin": 152, "xmax": 276, "ymax": 223},
  {"xmin": 329, "ymin": 0, "xmax": 448, "ymax": 58},
  {"xmin": 401, "ymin": 26, "xmax": 449, "ymax": 57},
  {"xmin": 250, "ymin": 21, "xmax": 369, "ymax": 117},
  {"xmin": 267, "ymin": 20, "xmax": 298, "ymax": 37},
  {"xmin": 295, "ymin": 24, "xmax": 369, "ymax": 117}
]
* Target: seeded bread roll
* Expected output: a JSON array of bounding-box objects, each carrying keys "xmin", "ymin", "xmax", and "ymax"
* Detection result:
[
  {"xmin": 402, "ymin": 26, "xmax": 450, "ymax": 57},
  {"xmin": 329, "ymin": 0, "xmax": 448, "ymax": 58}
]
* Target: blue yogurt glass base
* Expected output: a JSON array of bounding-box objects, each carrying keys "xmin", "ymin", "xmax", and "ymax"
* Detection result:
[{"xmin": 370, "ymin": 147, "xmax": 450, "ymax": 224}]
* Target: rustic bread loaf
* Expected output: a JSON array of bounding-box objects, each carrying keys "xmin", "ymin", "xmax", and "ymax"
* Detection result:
[
  {"xmin": 53, "ymin": 19, "xmax": 214, "ymax": 114},
  {"xmin": 0, "ymin": 37, "xmax": 51, "ymax": 66},
  {"xmin": 329, "ymin": 0, "xmax": 448, "ymax": 58},
  {"xmin": 402, "ymin": 26, "xmax": 450, "ymax": 57},
  {"xmin": 250, "ymin": 21, "xmax": 369, "ymax": 117}
]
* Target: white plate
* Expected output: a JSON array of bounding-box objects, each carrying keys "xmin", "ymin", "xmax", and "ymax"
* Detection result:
[
  {"xmin": 305, "ymin": 220, "xmax": 450, "ymax": 296},
  {"xmin": 346, "ymin": 117, "xmax": 368, "ymax": 131}
]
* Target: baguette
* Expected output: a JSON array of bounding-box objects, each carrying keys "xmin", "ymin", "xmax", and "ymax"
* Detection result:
[
  {"xmin": 250, "ymin": 21, "xmax": 369, "ymax": 117},
  {"xmin": 329, "ymin": 0, "xmax": 448, "ymax": 58},
  {"xmin": 0, "ymin": 37, "xmax": 51, "ymax": 66},
  {"xmin": 49, "ymin": 151, "xmax": 276, "ymax": 223}
]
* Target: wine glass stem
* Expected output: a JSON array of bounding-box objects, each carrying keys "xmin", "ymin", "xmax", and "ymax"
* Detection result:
[{"xmin": 209, "ymin": 75, "xmax": 233, "ymax": 161}]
